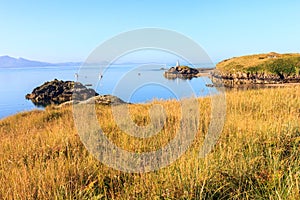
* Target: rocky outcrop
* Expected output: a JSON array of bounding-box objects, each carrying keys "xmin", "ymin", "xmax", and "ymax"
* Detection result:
[
  {"xmin": 57, "ymin": 95, "xmax": 128, "ymax": 108},
  {"xmin": 25, "ymin": 79, "xmax": 98, "ymax": 106},
  {"xmin": 78, "ymin": 95, "xmax": 127, "ymax": 106},
  {"xmin": 26, "ymin": 79, "xmax": 129, "ymax": 107},
  {"xmin": 164, "ymin": 66, "xmax": 200, "ymax": 79},
  {"xmin": 211, "ymin": 71, "xmax": 300, "ymax": 87}
]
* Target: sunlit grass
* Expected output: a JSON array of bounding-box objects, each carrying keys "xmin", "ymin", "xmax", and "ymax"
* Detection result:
[
  {"xmin": 0, "ymin": 86, "xmax": 299, "ymax": 199},
  {"xmin": 217, "ymin": 52, "xmax": 300, "ymax": 73}
]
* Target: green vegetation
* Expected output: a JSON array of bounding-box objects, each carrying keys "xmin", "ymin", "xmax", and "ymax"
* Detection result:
[
  {"xmin": 0, "ymin": 86, "xmax": 299, "ymax": 199},
  {"xmin": 217, "ymin": 52, "xmax": 300, "ymax": 76},
  {"xmin": 266, "ymin": 59, "xmax": 297, "ymax": 79}
]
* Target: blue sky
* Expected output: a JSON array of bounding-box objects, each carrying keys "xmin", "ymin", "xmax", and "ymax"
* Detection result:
[{"xmin": 0, "ymin": 0, "xmax": 300, "ymax": 63}]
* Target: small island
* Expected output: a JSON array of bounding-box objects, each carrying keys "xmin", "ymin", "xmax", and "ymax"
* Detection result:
[
  {"xmin": 164, "ymin": 60, "xmax": 202, "ymax": 79},
  {"xmin": 26, "ymin": 79, "xmax": 127, "ymax": 106}
]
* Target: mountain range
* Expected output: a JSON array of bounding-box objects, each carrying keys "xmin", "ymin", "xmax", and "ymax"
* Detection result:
[
  {"xmin": 0, "ymin": 55, "xmax": 82, "ymax": 67},
  {"xmin": 0, "ymin": 55, "xmax": 214, "ymax": 67}
]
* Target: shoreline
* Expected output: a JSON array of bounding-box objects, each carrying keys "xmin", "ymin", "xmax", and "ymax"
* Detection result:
[
  {"xmin": 1, "ymin": 83, "xmax": 299, "ymax": 121},
  {"xmin": 211, "ymin": 71, "xmax": 300, "ymax": 88},
  {"xmin": 223, "ymin": 82, "xmax": 300, "ymax": 89}
]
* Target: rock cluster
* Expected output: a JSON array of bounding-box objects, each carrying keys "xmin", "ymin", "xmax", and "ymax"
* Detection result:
[
  {"xmin": 25, "ymin": 79, "xmax": 98, "ymax": 106},
  {"xmin": 26, "ymin": 79, "xmax": 129, "ymax": 106},
  {"xmin": 164, "ymin": 66, "xmax": 199, "ymax": 79},
  {"xmin": 211, "ymin": 71, "xmax": 300, "ymax": 87}
]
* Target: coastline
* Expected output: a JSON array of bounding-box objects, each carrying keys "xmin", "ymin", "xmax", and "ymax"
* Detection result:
[
  {"xmin": 210, "ymin": 71, "xmax": 300, "ymax": 88},
  {"xmin": 1, "ymin": 83, "xmax": 299, "ymax": 121}
]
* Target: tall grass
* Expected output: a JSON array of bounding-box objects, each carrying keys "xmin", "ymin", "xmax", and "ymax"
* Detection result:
[{"xmin": 0, "ymin": 86, "xmax": 299, "ymax": 199}]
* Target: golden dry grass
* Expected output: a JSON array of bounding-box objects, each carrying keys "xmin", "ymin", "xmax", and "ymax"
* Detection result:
[{"xmin": 0, "ymin": 86, "xmax": 299, "ymax": 199}]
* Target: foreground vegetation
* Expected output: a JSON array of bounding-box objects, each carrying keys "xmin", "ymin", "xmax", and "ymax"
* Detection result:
[
  {"xmin": 0, "ymin": 86, "xmax": 299, "ymax": 199},
  {"xmin": 217, "ymin": 52, "xmax": 300, "ymax": 78}
]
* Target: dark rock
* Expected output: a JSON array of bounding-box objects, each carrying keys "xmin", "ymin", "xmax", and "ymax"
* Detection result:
[{"xmin": 25, "ymin": 79, "xmax": 98, "ymax": 106}]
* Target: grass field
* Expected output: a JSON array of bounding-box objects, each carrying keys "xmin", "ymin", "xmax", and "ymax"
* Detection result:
[{"xmin": 0, "ymin": 86, "xmax": 299, "ymax": 199}]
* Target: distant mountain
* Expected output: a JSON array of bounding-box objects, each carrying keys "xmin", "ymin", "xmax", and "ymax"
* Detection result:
[{"xmin": 0, "ymin": 56, "xmax": 82, "ymax": 67}]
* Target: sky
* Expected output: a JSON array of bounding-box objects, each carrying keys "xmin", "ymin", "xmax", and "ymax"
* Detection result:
[{"xmin": 0, "ymin": 0, "xmax": 300, "ymax": 63}]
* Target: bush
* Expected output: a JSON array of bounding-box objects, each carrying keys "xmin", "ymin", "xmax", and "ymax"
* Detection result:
[{"xmin": 266, "ymin": 59, "xmax": 296, "ymax": 79}]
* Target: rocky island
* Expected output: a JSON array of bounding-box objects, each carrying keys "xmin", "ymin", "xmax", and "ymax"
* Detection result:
[
  {"xmin": 26, "ymin": 79, "xmax": 127, "ymax": 106},
  {"xmin": 164, "ymin": 61, "xmax": 203, "ymax": 79}
]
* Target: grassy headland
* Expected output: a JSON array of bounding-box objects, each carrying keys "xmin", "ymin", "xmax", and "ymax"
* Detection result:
[
  {"xmin": 0, "ymin": 86, "xmax": 299, "ymax": 199},
  {"xmin": 217, "ymin": 52, "xmax": 300, "ymax": 77}
]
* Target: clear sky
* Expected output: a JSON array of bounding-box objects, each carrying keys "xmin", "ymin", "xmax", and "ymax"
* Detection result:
[{"xmin": 0, "ymin": 0, "xmax": 300, "ymax": 63}]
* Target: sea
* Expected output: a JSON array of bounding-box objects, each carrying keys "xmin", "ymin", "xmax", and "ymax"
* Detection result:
[{"xmin": 0, "ymin": 64, "xmax": 217, "ymax": 119}]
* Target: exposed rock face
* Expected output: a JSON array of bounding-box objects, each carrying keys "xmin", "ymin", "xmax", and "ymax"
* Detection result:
[
  {"xmin": 57, "ymin": 95, "xmax": 128, "ymax": 108},
  {"xmin": 164, "ymin": 66, "xmax": 199, "ymax": 79},
  {"xmin": 25, "ymin": 79, "xmax": 98, "ymax": 106},
  {"xmin": 211, "ymin": 71, "xmax": 300, "ymax": 87},
  {"xmin": 79, "ymin": 95, "xmax": 128, "ymax": 106}
]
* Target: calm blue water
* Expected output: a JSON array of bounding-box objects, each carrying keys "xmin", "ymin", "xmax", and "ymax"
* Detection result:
[{"xmin": 0, "ymin": 64, "xmax": 217, "ymax": 119}]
